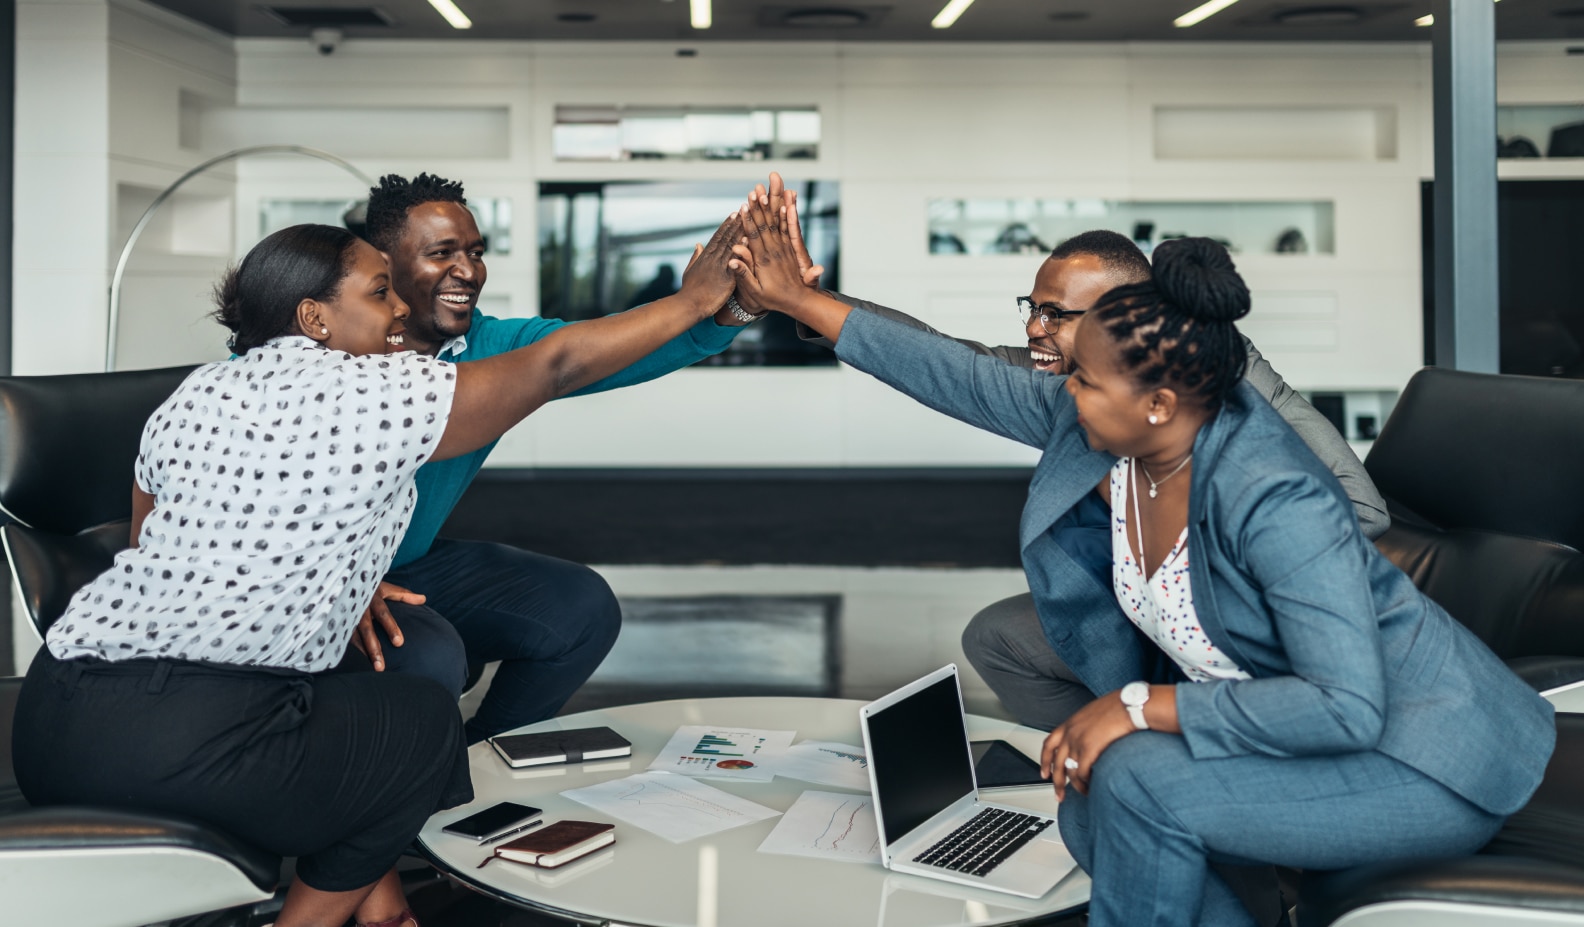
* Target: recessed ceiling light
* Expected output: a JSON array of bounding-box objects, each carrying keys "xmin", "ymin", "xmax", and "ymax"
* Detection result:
[
  {"xmin": 781, "ymin": 7, "xmax": 870, "ymax": 26},
  {"xmin": 932, "ymin": 0, "xmax": 977, "ymax": 29},
  {"xmin": 1415, "ymin": 13, "xmax": 1433, "ymax": 25},
  {"xmin": 1174, "ymin": 0, "xmax": 1243, "ymax": 28},
  {"xmin": 1272, "ymin": 6, "xmax": 1364, "ymax": 25},
  {"xmin": 691, "ymin": 0, "xmax": 711, "ymax": 28},
  {"xmin": 557, "ymin": 11, "xmax": 597, "ymax": 22},
  {"xmin": 427, "ymin": 0, "xmax": 472, "ymax": 29}
]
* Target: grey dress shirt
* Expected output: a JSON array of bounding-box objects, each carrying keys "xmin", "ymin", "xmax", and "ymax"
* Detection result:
[{"xmin": 798, "ymin": 294, "xmax": 1390, "ymax": 539}]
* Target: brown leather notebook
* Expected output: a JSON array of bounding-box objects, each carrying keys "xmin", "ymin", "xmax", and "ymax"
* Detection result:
[{"xmin": 479, "ymin": 820, "xmax": 615, "ymax": 869}]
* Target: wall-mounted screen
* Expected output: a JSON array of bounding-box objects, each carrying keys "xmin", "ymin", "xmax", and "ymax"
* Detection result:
[{"xmin": 538, "ymin": 180, "xmax": 840, "ymax": 367}]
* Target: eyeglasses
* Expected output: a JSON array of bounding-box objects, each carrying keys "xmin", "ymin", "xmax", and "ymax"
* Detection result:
[{"xmin": 1017, "ymin": 296, "xmax": 1086, "ymax": 336}]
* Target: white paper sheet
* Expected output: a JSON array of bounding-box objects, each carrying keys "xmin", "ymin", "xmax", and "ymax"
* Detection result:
[
  {"xmin": 757, "ymin": 790, "xmax": 882, "ymax": 865},
  {"xmin": 561, "ymin": 772, "xmax": 781, "ymax": 843},
  {"xmin": 647, "ymin": 725, "xmax": 796, "ymax": 782},
  {"xmin": 775, "ymin": 740, "xmax": 871, "ymax": 791}
]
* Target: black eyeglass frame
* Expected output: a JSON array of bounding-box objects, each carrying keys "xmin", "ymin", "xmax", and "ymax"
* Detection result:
[{"xmin": 1017, "ymin": 296, "xmax": 1087, "ymax": 335}]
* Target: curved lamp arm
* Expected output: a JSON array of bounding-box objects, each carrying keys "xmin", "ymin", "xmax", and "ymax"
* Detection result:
[{"xmin": 106, "ymin": 145, "xmax": 375, "ymax": 372}]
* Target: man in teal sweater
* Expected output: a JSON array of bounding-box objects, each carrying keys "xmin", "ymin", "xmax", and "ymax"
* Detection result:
[{"xmin": 347, "ymin": 173, "xmax": 758, "ymax": 742}]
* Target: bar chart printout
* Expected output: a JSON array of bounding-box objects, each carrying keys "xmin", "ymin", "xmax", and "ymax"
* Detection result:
[{"xmin": 649, "ymin": 726, "xmax": 797, "ymax": 782}]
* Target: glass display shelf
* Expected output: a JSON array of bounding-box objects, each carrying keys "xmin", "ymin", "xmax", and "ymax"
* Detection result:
[
  {"xmin": 926, "ymin": 198, "xmax": 1335, "ymax": 257},
  {"xmin": 1497, "ymin": 105, "xmax": 1584, "ymax": 160},
  {"xmin": 554, "ymin": 105, "xmax": 820, "ymax": 163},
  {"xmin": 259, "ymin": 198, "xmax": 513, "ymax": 255}
]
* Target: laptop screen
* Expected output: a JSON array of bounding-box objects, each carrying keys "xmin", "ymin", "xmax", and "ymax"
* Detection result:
[{"xmin": 866, "ymin": 671, "xmax": 977, "ymax": 842}]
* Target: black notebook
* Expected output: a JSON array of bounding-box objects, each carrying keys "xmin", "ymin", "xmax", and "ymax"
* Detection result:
[{"xmin": 489, "ymin": 726, "xmax": 633, "ymax": 768}]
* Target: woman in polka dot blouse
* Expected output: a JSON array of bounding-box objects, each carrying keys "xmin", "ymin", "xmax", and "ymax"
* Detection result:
[{"xmin": 12, "ymin": 217, "xmax": 741, "ymax": 927}]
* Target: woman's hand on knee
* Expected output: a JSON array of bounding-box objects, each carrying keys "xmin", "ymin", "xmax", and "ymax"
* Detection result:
[{"xmin": 1039, "ymin": 692, "xmax": 1138, "ymax": 802}]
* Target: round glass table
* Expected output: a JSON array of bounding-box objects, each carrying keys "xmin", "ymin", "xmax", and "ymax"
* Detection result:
[{"xmin": 417, "ymin": 697, "xmax": 1089, "ymax": 927}]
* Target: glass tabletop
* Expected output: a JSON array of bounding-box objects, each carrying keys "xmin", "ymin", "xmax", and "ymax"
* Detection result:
[{"xmin": 417, "ymin": 696, "xmax": 1090, "ymax": 927}]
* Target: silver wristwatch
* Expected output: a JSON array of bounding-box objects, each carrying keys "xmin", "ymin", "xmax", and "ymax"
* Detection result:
[
  {"xmin": 726, "ymin": 296, "xmax": 766, "ymax": 324},
  {"xmin": 1120, "ymin": 681, "xmax": 1151, "ymax": 731}
]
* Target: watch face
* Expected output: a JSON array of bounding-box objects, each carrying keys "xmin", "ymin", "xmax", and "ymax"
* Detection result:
[{"xmin": 1121, "ymin": 682, "xmax": 1150, "ymax": 706}]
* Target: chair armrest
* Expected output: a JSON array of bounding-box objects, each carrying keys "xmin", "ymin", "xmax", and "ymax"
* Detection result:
[
  {"xmin": 1299, "ymin": 856, "xmax": 1584, "ymax": 927},
  {"xmin": 1507, "ymin": 657, "xmax": 1584, "ymax": 695},
  {"xmin": 0, "ymin": 807, "xmax": 281, "ymax": 892}
]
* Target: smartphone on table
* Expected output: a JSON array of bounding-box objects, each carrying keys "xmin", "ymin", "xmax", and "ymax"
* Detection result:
[{"xmin": 441, "ymin": 801, "xmax": 544, "ymax": 843}]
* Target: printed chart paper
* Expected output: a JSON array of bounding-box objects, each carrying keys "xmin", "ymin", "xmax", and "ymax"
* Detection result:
[
  {"xmin": 757, "ymin": 790, "xmax": 882, "ymax": 865},
  {"xmin": 775, "ymin": 740, "xmax": 871, "ymax": 791},
  {"xmin": 647, "ymin": 725, "xmax": 796, "ymax": 782},
  {"xmin": 561, "ymin": 772, "xmax": 781, "ymax": 843}
]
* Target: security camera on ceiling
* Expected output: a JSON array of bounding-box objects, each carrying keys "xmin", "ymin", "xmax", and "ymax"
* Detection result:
[{"xmin": 310, "ymin": 27, "xmax": 344, "ymax": 55}]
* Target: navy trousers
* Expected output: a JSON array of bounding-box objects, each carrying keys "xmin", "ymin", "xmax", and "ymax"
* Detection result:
[{"xmin": 356, "ymin": 538, "xmax": 623, "ymax": 743}]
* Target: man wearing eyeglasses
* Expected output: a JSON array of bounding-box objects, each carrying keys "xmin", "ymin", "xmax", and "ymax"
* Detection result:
[{"xmin": 764, "ymin": 187, "xmax": 1388, "ymax": 732}]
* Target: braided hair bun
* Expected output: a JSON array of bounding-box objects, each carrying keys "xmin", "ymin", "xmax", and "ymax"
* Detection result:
[{"xmin": 1151, "ymin": 238, "xmax": 1250, "ymax": 324}]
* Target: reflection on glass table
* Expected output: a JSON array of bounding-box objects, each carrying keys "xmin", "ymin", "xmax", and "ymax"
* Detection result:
[
  {"xmin": 539, "ymin": 180, "xmax": 841, "ymax": 366},
  {"xmin": 927, "ymin": 198, "xmax": 1335, "ymax": 257},
  {"xmin": 417, "ymin": 697, "xmax": 1089, "ymax": 927}
]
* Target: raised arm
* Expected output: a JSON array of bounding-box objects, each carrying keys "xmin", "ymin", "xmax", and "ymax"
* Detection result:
[
  {"xmin": 432, "ymin": 213, "xmax": 739, "ymax": 461},
  {"xmin": 730, "ymin": 196, "xmax": 1064, "ymax": 449}
]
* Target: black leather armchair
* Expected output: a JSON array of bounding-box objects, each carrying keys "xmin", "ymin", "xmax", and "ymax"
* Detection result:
[
  {"xmin": 1300, "ymin": 368, "xmax": 1584, "ymax": 927},
  {"xmin": 0, "ymin": 366, "xmax": 280, "ymax": 927}
]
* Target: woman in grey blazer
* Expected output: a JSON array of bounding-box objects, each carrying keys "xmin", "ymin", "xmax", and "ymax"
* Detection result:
[{"xmin": 728, "ymin": 202, "xmax": 1555, "ymax": 927}]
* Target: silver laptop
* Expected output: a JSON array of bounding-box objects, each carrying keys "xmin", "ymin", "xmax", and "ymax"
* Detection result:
[{"xmin": 859, "ymin": 664, "xmax": 1076, "ymax": 899}]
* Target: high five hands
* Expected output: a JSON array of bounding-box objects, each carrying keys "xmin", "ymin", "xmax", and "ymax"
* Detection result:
[
  {"xmin": 676, "ymin": 210, "xmax": 746, "ymax": 319},
  {"xmin": 728, "ymin": 173, "xmax": 835, "ymax": 320}
]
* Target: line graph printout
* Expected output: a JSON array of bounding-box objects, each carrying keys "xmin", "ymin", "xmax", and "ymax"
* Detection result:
[
  {"xmin": 757, "ymin": 790, "xmax": 882, "ymax": 865},
  {"xmin": 562, "ymin": 772, "xmax": 781, "ymax": 843},
  {"xmin": 647, "ymin": 726, "xmax": 796, "ymax": 782},
  {"xmin": 776, "ymin": 740, "xmax": 871, "ymax": 791}
]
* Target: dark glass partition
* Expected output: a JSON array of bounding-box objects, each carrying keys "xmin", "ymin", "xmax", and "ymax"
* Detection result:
[{"xmin": 538, "ymin": 180, "xmax": 840, "ymax": 366}]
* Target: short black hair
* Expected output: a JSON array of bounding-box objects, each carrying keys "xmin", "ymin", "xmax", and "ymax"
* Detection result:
[
  {"xmin": 1092, "ymin": 237, "xmax": 1251, "ymax": 408},
  {"xmin": 213, "ymin": 224, "xmax": 360, "ymax": 354},
  {"xmin": 364, "ymin": 172, "xmax": 467, "ymax": 252},
  {"xmin": 1049, "ymin": 230, "xmax": 1152, "ymax": 286}
]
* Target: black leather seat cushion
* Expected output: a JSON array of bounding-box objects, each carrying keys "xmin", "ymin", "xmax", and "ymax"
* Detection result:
[
  {"xmin": 1301, "ymin": 715, "xmax": 1584, "ymax": 925},
  {"xmin": 0, "ymin": 807, "xmax": 282, "ymax": 893}
]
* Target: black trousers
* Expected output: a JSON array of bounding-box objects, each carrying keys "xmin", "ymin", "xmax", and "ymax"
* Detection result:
[{"xmin": 12, "ymin": 647, "xmax": 473, "ymax": 892}]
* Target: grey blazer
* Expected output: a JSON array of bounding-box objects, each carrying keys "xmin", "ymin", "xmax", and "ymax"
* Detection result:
[
  {"xmin": 836, "ymin": 309, "xmax": 1554, "ymax": 816},
  {"xmin": 801, "ymin": 295, "xmax": 1391, "ymax": 539}
]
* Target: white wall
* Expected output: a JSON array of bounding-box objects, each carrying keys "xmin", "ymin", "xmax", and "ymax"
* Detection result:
[
  {"xmin": 14, "ymin": 15, "xmax": 1584, "ymax": 465},
  {"xmin": 13, "ymin": 0, "xmax": 236, "ymax": 376}
]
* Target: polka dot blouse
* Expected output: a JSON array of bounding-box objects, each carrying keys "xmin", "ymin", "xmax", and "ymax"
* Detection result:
[
  {"xmin": 1110, "ymin": 459, "xmax": 1250, "ymax": 684},
  {"xmin": 46, "ymin": 336, "xmax": 457, "ymax": 672}
]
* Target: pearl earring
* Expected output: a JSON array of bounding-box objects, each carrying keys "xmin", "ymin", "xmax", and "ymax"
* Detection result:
[
  {"xmin": 1148, "ymin": 415, "xmax": 1159, "ymax": 425},
  {"xmin": 320, "ymin": 327, "xmax": 328, "ymax": 335}
]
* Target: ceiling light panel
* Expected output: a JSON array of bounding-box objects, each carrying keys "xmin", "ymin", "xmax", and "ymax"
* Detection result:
[
  {"xmin": 427, "ymin": 0, "xmax": 472, "ymax": 29},
  {"xmin": 692, "ymin": 0, "xmax": 712, "ymax": 28},
  {"xmin": 932, "ymin": 0, "xmax": 977, "ymax": 29},
  {"xmin": 1174, "ymin": 0, "xmax": 1243, "ymax": 27}
]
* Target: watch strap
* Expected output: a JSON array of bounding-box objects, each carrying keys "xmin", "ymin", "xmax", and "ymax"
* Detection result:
[{"xmin": 726, "ymin": 297, "xmax": 765, "ymax": 324}]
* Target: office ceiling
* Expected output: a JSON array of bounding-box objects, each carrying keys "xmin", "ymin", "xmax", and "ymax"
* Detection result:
[{"xmin": 145, "ymin": 1, "xmax": 1584, "ymax": 43}]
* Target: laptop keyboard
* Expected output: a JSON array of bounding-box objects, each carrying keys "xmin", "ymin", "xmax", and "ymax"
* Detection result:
[{"xmin": 911, "ymin": 807, "xmax": 1052, "ymax": 877}]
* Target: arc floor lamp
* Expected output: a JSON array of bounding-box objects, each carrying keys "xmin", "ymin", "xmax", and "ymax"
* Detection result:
[{"xmin": 105, "ymin": 144, "xmax": 374, "ymax": 372}]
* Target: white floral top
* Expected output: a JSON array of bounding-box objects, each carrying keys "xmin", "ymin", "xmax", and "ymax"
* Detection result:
[{"xmin": 1110, "ymin": 459, "xmax": 1250, "ymax": 684}]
